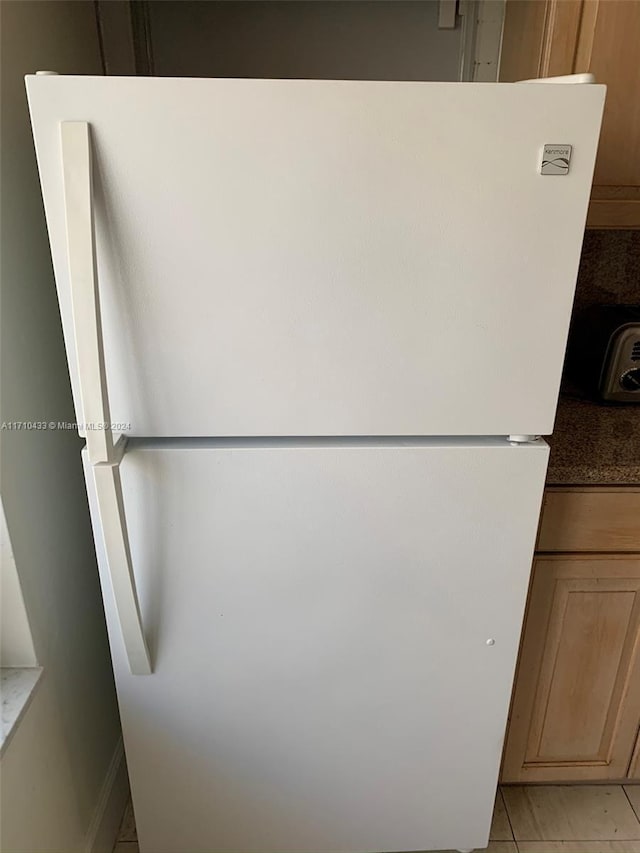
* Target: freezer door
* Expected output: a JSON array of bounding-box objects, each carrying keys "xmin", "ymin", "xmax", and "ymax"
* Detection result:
[
  {"xmin": 29, "ymin": 77, "xmax": 603, "ymax": 437},
  {"xmin": 84, "ymin": 438, "xmax": 548, "ymax": 853}
]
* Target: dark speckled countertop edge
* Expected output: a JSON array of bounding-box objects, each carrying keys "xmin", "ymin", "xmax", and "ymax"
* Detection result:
[
  {"xmin": 546, "ymin": 394, "xmax": 640, "ymax": 486},
  {"xmin": 550, "ymin": 230, "xmax": 640, "ymax": 485}
]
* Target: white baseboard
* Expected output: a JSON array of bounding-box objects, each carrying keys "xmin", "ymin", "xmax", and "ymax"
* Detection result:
[{"xmin": 84, "ymin": 737, "xmax": 129, "ymax": 853}]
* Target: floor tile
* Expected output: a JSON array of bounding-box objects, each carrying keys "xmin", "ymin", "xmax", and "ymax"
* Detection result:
[
  {"xmin": 430, "ymin": 845, "xmax": 516, "ymax": 853},
  {"xmin": 625, "ymin": 786, "xmax": 640, "ymax": 822},
  {"xmin": 502, "ymin": 785, "xmax": 640, "ymax": 841},
  {"xmin": 491, "ymin": 789, "xmax": 514, "ymax": 841},
  {"xmin": 518, "ymin": 842, "xmax": 640, "ymax": 852},
  {"xmin": 117, "ymin": 800, "xmax": 137, "ymax": 842}
]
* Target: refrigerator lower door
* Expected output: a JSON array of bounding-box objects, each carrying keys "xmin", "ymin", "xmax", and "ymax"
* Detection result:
[{"xmin": 84, "ymin": 438, "xmax": 548, "ymax": 853}]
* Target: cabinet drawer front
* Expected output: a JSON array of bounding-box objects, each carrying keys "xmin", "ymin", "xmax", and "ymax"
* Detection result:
[{"xmin": 538, "ymin": 488, "xmax": 640, "ymax": 552}]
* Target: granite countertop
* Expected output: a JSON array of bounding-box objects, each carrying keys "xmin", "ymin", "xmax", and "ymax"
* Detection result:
[
  {"xmin": 1, "ymin": 667, "xmax": 42, "ymax": 754},
  {"xmin": 548, "ymin": 230, "xmax": 640, "ymax": 486},
  {"xmin": 546, "ymin": 393, "xmax": 640, "ymax": 485}
]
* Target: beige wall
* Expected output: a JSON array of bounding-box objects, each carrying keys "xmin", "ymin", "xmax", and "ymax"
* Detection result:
[
  {"xmin": 0, "ymin": 1, "xmax": 123, "ymax": 850},
  {"xmin": 147, "ymin": 0, "xmax": 463, "ymax": 81}
]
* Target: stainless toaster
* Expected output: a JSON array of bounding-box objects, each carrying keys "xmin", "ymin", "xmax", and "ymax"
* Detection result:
[
  {"xmin": 567, "ymin": 305, "xmax": 640, "ymax": 403},
  {"xmin": 600, "ymin": 313, "xmax": 640, "ymax": 400}
]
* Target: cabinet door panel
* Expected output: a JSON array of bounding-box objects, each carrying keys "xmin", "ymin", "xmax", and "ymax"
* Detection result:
[
  {"xmin": 576, "ymin": 0, "xmax": 640, "ymax": 187},
  {"xmin": 502, "ymin": 555, "xmax": 640, "ymax": 783},
  {"xmin": 500, "ymin": 0, "xmax": 640, "ymax": 228},
  {"xmin": 628, "ymin": 737, "xmax": 640, "ymax": 780}
]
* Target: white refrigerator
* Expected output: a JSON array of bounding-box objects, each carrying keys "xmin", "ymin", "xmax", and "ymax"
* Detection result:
[{"xmin": 27, "ymin": 75, "xmax": 604, "ymax": 853}]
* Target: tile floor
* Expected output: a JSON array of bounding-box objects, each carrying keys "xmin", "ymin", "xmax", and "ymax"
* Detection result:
[{"xmin": 114, "ymin": 785, "xmax": 640, "ymax": 853}]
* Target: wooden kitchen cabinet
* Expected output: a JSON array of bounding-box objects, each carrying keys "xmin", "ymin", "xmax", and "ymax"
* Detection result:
[
  {"xmin": 499, "ymin": 0, "xmax": 640, "ymax": 228},
  {"xmin": 629, "ymin": 736, "xmax": 640, "ymax": 779},
  {"xmin": 502, "ymin": 554, "xmax": 640, "ymax": 783},
  {"xmin": 538, "ymin": 487, "xmax": 640, "ymax": 553},
  {"xmin": 503, "ymin": 487, "xmax": 640, "ymax": 783}
]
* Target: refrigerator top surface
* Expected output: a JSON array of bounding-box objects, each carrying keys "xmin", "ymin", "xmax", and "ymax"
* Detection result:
[{"xmin": 27, "ymin": 76, "xmax": 605, "ymax": 438}]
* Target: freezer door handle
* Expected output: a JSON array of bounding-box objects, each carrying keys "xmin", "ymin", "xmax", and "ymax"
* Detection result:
[
  {"xmin": 92, "ymin": 452, "xmax": 152, "ymax": 675},
  {"xmin": 61, "ymin": 123, "xmax": 150, "ymax": 673},
  {"xmin": 60, "ymin": 121, "xmax": 114, "ymax": 464}
]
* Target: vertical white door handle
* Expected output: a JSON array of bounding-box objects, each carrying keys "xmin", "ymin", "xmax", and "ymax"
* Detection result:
[
  {"xmin": 92, "ymin": 453, "xmax": 152, "ymax": 676},
  {"xmin": 61, "ymin": 121, "xmax": 151, "ymax": 675},
  {"xmin": 60, "ymin": 121, "xmax": 113, "ymax": 464}
]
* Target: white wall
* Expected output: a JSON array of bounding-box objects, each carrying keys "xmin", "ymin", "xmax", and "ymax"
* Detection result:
[
  {"xmin": 146, "ymin": 0, "xmax": 464, "ymax": 81},
  {"xmin": 0, "ymin": 2, "xmax": 124, "ymax": 850}
]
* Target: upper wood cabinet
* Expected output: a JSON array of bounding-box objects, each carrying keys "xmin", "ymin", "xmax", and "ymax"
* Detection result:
[{"xmin": 500, "ymin": 0, "xmax": 640, "ymax": 229}]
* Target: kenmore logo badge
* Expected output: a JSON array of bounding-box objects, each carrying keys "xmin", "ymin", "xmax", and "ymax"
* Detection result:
[{"xmin": 541, "ymin": 144, "xmax": 572, "ymax": 175}]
